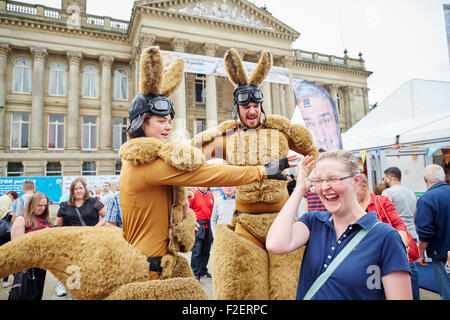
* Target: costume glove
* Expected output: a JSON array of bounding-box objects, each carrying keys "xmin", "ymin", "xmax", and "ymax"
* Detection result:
[{"xmin": 264, "ymin": 156, "xmax": 290, "ymax": 180}]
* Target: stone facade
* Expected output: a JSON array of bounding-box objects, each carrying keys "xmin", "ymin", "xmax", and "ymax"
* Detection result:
[{"xmin": 0, "ymin": 0, "xmax": 371, "ymax": 176}]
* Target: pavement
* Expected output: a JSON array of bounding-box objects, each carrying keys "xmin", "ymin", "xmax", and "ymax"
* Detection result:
[
  {"xmin": 0, "ymin": 204, "xmax": 440, "ymax": 300},
  {"xmin": 0, "ymin": 255, "xmax": 440, "ymax": 300},
  {"xmin": 0, "ymin": 251, "xmax": 213, "ymax": 301}
]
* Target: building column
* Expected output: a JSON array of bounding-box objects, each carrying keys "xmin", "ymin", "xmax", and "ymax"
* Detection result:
[
  {"xmin": 282, "ymin": 55, "xmax": 296, "ymax": 119},
  {"xmin": 271, "ymin": 83, "xmax": 281, "ymax": 115},
  {"xmin": 100, "ymin": 55, "xmax": 114, "ymax": 151},
  {"xmin": 66, "ymin": 51, "xmax": 82, "ymax": 151},
  {"xmin": 0, "ymin": 44, "xmax": 10, "ymax": 150},
  {"xmin": 134, "ymin": 33, "xmax": 156, "ymax": 94},
  {"xmin": 203, "ymin": 43, "xmax": 219, "ymax": 129},
  {"xmin": 280, "ymin": 85, "xmax": 287, "ymax": 117},
  {"xmin": 261, "ymin": 82, "xmax": 272, "ymax": 115},
  {"xmin": 171, "ymin": 38, "xmax": 188, "ymax": 141},
  {"xmin": 362, "ymin": 87, "xmax": 370, "ymax": 114},
  {"xmin": 341, "ymin": 86, "xmax": 353, "ymax": 130},
  {"xmin": 30, "ymin": 47, "xmax": 48, "ymax": 151}
]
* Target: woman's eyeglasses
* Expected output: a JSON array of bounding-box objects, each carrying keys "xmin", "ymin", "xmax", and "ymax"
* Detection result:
[{"xmin": 309, "ymin": 174, "xmax": 355, "ymax": 188}]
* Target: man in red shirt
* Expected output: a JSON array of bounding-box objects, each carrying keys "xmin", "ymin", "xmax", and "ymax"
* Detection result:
[{"xmin": 188, "ymin": 187, "xmax": 214, "ymax": 281}]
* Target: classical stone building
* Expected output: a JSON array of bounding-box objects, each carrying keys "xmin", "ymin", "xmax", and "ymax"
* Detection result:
[{"xmin": 0, "ymin": 0, "xmax": 371, "ymax": 177}]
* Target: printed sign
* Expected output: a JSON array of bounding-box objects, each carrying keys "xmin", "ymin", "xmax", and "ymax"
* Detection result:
[
  {"xmin": 0, "ymin": 177, "xmax": 63, "ymax": 203},
  {"xmin": 161, "ymin": 50, "xmax": 290, "ymax": 84},
  {"xmin": 291, "ymin": 79, "xmax": 343, "ymax": 151}
]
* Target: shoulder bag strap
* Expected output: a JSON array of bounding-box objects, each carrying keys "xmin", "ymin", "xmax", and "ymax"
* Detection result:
[
  {"xmin": 74, "ymin": 207, "xmax": 87, "ymax": 226},
  {"xmin": 303, "ymin": 221, "xmax": 381, "ymax": 300},
  {"xmin": 375, "ymin": 196, "xmax": 392, "ymax": 225}
]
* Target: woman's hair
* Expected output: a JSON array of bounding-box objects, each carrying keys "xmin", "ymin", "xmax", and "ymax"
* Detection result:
[
  {"xmin": 127, "ymin": 113, "xmax": 152, "ymax": 139},
  {"xmin": 374, "ymin": 183, "xmax": 387, "ymax": 195},
  {"xmin": 68, "ymin": 177, "xmax": 90, "ymax": 206},
  {"xmin": 7, "ymin": 191, "xmax": 19, "ymax": 200},
  {"xmin": 22, "ymin": 192, "xmax": 51, "ymax": 228},
  {"xmin": 317, "ymin": 149, "xmax": 360, "ymax": 176}
]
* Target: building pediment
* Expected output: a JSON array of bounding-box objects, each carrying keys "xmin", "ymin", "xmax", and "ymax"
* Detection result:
[{"xmin": 135, "ymin": 0, "xmax": 299, "ymax": 40}]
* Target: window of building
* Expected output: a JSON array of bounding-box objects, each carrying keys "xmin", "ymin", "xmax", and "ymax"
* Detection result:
[
  {"xmin": 336, "ymin": 93, "xmax": 342, "ymax": 115},
  {"xmin": 82, "ymin": 161, "xmax": 96, "ymax": 176},
  {"xmin": 48, "ymin": 114, "xmax": 65, "ymax": 149},
  {"xmin": 49, "ymin": 62, "xmax": 67, "ymax": 96},
  {"xmin": 195, "ymin": 74, "xmax": 206, "ymax": 104},
  {"xmin": 113, "ymin": 69, "xmax": 128, "ymax": 100},
  {"xmin": 10, "ymin": 112, "xmax": 30, "ymax": 149},
  {"xmin": 82, "ymin": 116, "xmax": 97, "ymax": 150},
  {"xmin": 46, "ymin": 162, "xmax": 62, "ymax": 176},
  {"xmin": 195, "ymin": 119, "xmax": 207, "ymax": 135},
  {"xmin": 113, "ymin": 117, "xmax": 127, "ymax": 150},
  {"xmin": 13, "ymin": 58, "xmax": 32, "ymax": 94},
  {"xmin": 115, "ymin": 161, "xmax": 122, "ymax": 175},
  {"xmin": 82, "ymin": 65, "xmax": 99, "ymax": 98},
  {"xmin": 7, "ymin": 162, "xmax": 24, "ymax": 177}
]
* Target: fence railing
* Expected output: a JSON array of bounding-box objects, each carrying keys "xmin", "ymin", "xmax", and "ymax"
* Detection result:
[
  {"xmin": 4, "ymin": 0, "xmax": 129, "ymax": 32},
  {"xmin": 293, "ymin": 49, "xmax": 366, "ymax": 70}
]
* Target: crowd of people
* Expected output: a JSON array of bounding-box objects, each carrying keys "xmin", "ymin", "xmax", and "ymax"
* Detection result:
[
  {"xmin": 0, "ymin": 177, "xmax": 124, "ymax": 300},
  {"xmin": 0, "ymin": 45, "xmax": 448, "ymax": 301},
  {"xmin": 1, "ymin": 158, "xmax": 448, "ymax": 300}
]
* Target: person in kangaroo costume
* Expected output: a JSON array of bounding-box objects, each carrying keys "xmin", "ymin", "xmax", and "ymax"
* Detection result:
[
  {"xmin": 0, "ymin": 46, "xmax": 290, "ymax": 300},
  {"xmin": 191, "ymin": 48, "xmax": 319, "ymax": 299}
]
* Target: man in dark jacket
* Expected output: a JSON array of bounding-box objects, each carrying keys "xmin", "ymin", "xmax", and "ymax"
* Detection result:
[
  {"xmin": 188, "ymin": 187, "xmax": 214, "ymax": 281},
  {"xmin": 415, "ymin": 164, "xmax": 450, "ymax": 300}
]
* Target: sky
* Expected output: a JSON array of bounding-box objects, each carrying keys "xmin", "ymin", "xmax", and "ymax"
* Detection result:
[{"xmin": 16, "ymin": 0, "xmax": 450, "ymax": 106}]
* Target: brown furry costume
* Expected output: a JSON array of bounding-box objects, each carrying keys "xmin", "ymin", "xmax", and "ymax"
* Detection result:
[
  {"xmin": 0, "ymin": 46, "xmax": 207, "ymax": 300},
  {"xmin": 192, "ymin": 48, "xmax": 319, "ymax": 299}
]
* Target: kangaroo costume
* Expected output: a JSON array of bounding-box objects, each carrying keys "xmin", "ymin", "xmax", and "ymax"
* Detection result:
[
  {"xmin": 0, "ymin": 47, "xmax": 288, "ymax": 300},
  {"xmin": 192, "ymin": 48, "xmax": 319, "ymax": 299}
]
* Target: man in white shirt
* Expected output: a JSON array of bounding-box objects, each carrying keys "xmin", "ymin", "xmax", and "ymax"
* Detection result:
[
  {"xmin": 100, "ymin": 182, "xmax": 114, "ymax": 207},
  {"xmin": 382, "ymin": 166, "xmax": 419, "ymax": 300}
]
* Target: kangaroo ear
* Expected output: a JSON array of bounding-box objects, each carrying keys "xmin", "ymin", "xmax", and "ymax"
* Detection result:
[
  {"xmin": 224, "ymin": 48, "xmax": 248, "ymax": 86},
  {"xmin": 161, "ymin": 58, "xmax": 184, "ymax": 97},
  {"xmin": 249, "ymin": 51, "xmax": 272, "ymax": 86},
  {"xmin": 139, "ymin": 46, "xmax": 163, "ymax": 95}
]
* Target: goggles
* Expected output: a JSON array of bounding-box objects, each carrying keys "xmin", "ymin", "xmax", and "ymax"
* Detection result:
[
  {"xmin": 234, "ymin": 86, "xmax": 263, "ymax": 106},
  {"xmin": 127, "ymin": 93, "xmax": 175, "ymax": 138},
  {"xmin": 147, "ymin": 96, "xmax": 175, "ymax": 119}
]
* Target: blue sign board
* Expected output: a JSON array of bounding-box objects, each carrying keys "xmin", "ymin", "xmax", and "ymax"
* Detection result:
[{"xmin": 0, "ymin": 177, "xmax": 63, "ymax": 203}]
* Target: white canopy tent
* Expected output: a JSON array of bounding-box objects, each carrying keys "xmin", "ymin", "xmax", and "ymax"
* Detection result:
[
  {"xmin": 342, "ymin": 79, "xmax": 450, "ymax": 152},
  {"xmin": 341, "ymin": 79, "xmax": 450, "ymax": 194}
]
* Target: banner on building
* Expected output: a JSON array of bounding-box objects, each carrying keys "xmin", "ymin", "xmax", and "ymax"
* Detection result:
[
  {"xmin": 290, "ymin": 79, "xmax": 343, "ymax": 151},
  {"xmin": 0, "ymin": 177, "xmax": 63, "ymax": 203},
  {"xmin": 161, "ymin": 50, "xmax": 290, "ymax": 84},
  {"xmin": 61, "ymin": 176, "xmax": 120, "ymax": 199}
]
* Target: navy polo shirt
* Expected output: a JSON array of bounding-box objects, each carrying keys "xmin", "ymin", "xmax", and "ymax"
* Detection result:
[{"xmin": 296, "ymin": 211, "xmax": 410, "ymax": 300}]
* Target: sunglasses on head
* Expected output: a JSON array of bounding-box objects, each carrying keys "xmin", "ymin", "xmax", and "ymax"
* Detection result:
[{"xmin": 234, "ymin": 86, "xmax": 263, "ymax": 106}]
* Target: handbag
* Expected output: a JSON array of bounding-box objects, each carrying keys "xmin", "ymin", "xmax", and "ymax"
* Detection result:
[
  {"xmin": 0, "ymin": 213, "xmax": 12, "ymax": 243},
  {"xmin": 75, "ymin": 207, "xmax": 87, "ymax": 226},
  {"xmin": 374, "ymin": 196, "xmax": 419, "ymax": 262},
  {"xmin": 8, "ymin": 269, "xmax": 43, "ymax": 300},
  {"xmin": 303, "ymin": 221, "xmax": 380, "ymax": 300}
]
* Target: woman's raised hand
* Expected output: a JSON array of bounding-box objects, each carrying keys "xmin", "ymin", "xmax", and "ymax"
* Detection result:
[{"xmin": 296, "ymin": 155, "xmax": 315, "ymax": 192}]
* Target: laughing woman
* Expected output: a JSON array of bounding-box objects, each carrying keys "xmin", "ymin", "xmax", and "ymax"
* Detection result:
[{"xmin": 266, "ymin": 150, "xmax": 412, "ymax": 300}]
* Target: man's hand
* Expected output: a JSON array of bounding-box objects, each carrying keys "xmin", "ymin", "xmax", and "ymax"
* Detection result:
[
  {"xmin": 264, "ymin": 155, "xmax": 298, "ymax": 180},
  {"xmin": 417, "ymin": 254, "xmax": 428, "ymax": 267}
]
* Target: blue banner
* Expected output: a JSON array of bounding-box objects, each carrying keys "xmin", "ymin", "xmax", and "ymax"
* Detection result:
[{"xmin": 0, "ymin": 177, "xmax": 63, "ymax": 203}]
